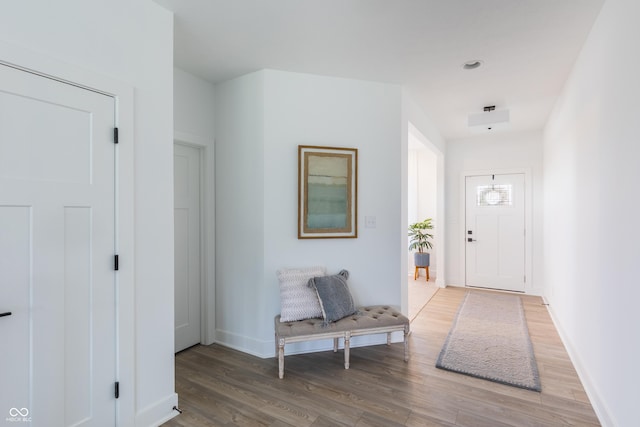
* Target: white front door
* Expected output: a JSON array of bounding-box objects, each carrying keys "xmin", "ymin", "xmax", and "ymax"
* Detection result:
[
  {"xmin": 173, "ymin": 143, "xmax": 202, "ymax": 352},
  {"xmin": 465, "ymin": 174, "xmax": 525, "ymax": 292},
  {"xmin": 0, "ymin": 64, "xmax": 116, "ymax": 425}
]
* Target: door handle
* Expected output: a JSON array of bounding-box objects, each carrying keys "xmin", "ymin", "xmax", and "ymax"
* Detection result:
[
  {"xmin": 0, "ymin": 312, "xmax": 12, "ymax": 317},
  {"xmin": 467, "ymin": 238, "xmax": 476, "ymax": 242}
]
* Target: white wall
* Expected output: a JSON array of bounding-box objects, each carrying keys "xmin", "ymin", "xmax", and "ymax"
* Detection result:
[
  {"xmin": 543, "ymin": 0, "xmax": 640, "ymax": 425},
  {"xmin": 402, "ymin": 91, "xmax": 447, "ymax": 155},
  {"xmin": 215, "ymin": 69, "xmax": 407, "ymax": 356},
  {"xmin": 445, "ymin": 130, "xmax": 544, "ymax": 294},
  {"xmin": 175, "ymin": 68, "xmax": 215, "ymax": 139},
  {"xmin": 0, "ymin": 2, "xmax": 176, "ymax": 425},
  {"xmin": 214, "ymin": 71, "xmax": 266, "ymax": 353},
  {"xmin": 173, "ymin": 68, "xmax": 216, "ymax": 344}
]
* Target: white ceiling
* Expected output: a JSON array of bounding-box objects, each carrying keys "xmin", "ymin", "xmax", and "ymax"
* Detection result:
[{"xmin": 155, "ymin": 0, "xmax": 604, "ymax": 140}]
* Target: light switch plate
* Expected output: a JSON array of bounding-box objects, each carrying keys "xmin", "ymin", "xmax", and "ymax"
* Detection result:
[{"xmin": 365, "ymin": 216, "xmax": 376, "ymax": 228}]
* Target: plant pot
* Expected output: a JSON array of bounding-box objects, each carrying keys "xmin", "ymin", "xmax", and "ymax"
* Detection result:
[{"xmin": 414, "ymin": 252, "xmax": 430, "ymax": 267}]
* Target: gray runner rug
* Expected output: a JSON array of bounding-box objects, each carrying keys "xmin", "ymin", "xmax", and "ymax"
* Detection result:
[{"xmin": 436, "ymin": 292, "xmax": 541, "ymax": 391}]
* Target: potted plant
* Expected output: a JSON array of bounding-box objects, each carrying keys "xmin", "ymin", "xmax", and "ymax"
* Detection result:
[{"xmin": 409, "ymin": 218, "xmax": 434, "ymax": 279}]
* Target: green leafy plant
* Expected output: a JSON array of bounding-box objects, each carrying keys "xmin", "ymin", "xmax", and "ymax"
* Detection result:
[{"xmin": 408, "ymin": 218, "xmax": 434, "ymax": 253}]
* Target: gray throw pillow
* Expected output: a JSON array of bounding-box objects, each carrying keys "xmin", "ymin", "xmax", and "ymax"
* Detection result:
[{"xmin": 308, "ymin": 270, "xmax": 356, "ymax": 323}]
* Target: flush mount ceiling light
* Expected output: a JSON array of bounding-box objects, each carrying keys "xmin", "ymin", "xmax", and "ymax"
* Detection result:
[
  {"xmin": 462, "ymin": 60, "xmax": 483, "ymax": 70},
  {"xmin": 468, "ymin": 105, "xmax": 510, "ymax": 130}
]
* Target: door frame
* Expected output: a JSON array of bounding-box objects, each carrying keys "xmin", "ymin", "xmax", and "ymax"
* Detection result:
[
  {"xmin": 1, "ymin": 41, "xmax": 136, "ymax": 423},
  {"xmin": 174, "ymin": 132, "xmax": 215, "ymax": 345},
  {"xmin": 459, "ymin": 168, "xmax": 533, "ymax": 293}
]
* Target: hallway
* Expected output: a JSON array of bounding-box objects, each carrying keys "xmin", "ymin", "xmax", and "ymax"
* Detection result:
[{"xmin": 164, "ymin": 286, "xmax": 598, "ymax": 426}]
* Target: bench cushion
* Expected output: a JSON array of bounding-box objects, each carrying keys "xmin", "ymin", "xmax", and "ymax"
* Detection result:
[{"xmin": 275, "ymin": 305, "xmax": 408, "ymax": 338}]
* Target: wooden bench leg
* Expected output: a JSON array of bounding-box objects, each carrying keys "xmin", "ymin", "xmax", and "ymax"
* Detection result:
[
  {"xmin": 344, "ymin": 331, "xmax": 351, "ymax": 370},
  {"xmin": 278, "ymin": 337, "xmax": 285, "ymax": 379},
  {"xmin": 426, "ymin": 266, "xmax": 430, "ymax": 281},
  {"xmin": 404, "ymin": 324, "xmax": 410, "ymax": 362}
]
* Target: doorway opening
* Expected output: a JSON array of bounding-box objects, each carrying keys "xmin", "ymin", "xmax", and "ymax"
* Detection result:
[{"xmin": 406, "ymin": 123, "xmax": 444, "ymax": 320}]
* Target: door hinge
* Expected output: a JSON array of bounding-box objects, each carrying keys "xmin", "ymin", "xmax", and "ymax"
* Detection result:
[
  {"xmin": 114, "ymin": 382, "xmax": 119, "ymax": 399},
  {"xmin": 114, "ymin": 127, "xmax": 119, "ymax": 144},
  {"xmin": 114, "ymin": 255, "xmax": 119, "ymax": 271}
]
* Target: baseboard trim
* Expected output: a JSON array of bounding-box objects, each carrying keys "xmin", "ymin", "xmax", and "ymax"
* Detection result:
[
  {"xmin": 215, "ymin": 328, "xmax": 269, "ymax": 358},
  {"xmin": 545, "ymin": 303, "xmax": 615, "ymax": 427}
]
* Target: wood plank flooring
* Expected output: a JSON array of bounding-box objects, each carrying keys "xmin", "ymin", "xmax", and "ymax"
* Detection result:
[
  {"xmin": 162, "ymin": 287, "xmax": 600, "ymax": 426},
  {"xmin": 407, "ymin": 276, "xmax": 438, "ymax": 321}
]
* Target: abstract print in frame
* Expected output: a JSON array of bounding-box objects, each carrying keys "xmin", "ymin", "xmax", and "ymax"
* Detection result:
[{"xmin": 298, "ymin": 145, "xmax": 357, "ymax": 239}]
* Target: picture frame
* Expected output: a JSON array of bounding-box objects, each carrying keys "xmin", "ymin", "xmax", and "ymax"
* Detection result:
[{"xmin": 298, "ymin": 145, "xmax": 358, "ymax": 239}]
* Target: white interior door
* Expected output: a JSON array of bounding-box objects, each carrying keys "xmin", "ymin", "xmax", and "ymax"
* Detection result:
[
  {"xmin": 465, "ymin": 174, "xmax": 525, "ymax": 292},
  {"xmin": 174, "ymin": 143, "xmax": 202, "ymax": 352},
  {"xmin": 0, "ymin": 64, "xmax": 116, "ymax": 425}
]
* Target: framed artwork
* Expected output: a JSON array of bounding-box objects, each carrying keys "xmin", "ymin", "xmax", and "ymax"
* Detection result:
[{"xmin": 298, "ymin": 145, "xmax": 358, "ymax": 239}]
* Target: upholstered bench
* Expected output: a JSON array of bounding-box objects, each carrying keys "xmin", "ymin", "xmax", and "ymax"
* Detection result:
[{"xmin": 274, "ymin": 305, "xmax": 410, "ymax": 379}]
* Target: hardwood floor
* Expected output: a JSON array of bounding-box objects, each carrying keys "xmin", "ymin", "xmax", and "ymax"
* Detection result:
[
  {"xmin": 407, "ymin": 275, "xmax": 438, "ymax": 322},
  {"xmin": 163, "ymin": 287, "xmax": 600, "ymax": 426}
]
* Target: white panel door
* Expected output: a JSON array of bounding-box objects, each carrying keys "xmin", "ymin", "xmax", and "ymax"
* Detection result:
[
  {"xmin": 174, "ymin": 143, "xmax": 201, "ymax": 352},
  {"xmin": 465, "ymin": 174, "xmax": 525, "ymax": 292},
  {"xmin": 0, "ymin": 64, "xmax": 116, "ymax": 425}
]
